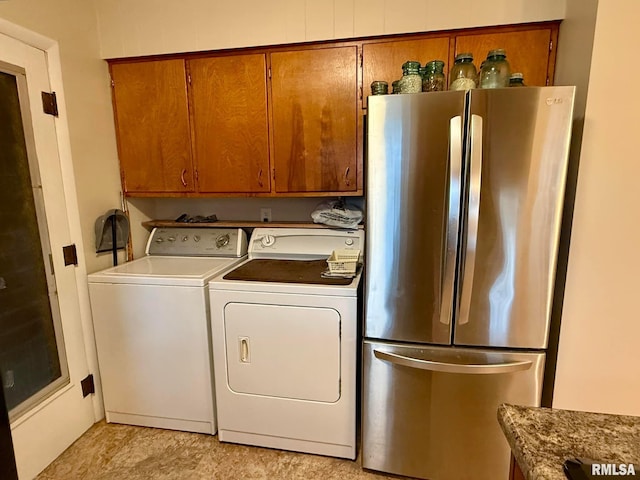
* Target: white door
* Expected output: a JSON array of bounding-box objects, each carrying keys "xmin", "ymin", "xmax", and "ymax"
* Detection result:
[
  {"xmin": 224, "ymin": 303, "xmax": 341, "ymax": 402},
  {"xmin": 0, "ymin": 32, "xmax": 95, "ymax": 479}
]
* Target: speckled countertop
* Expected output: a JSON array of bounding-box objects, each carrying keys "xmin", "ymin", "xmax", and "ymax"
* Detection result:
[{"xmin": 498, "ymin": 404, "xmax": 640, "ymax": 480}]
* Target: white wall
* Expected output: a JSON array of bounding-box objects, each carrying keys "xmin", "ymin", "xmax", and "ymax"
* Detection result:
[
  {"xmin": 0, "ymin": 0, "xmax": 126, "ymax": 275},
  {"xmin": 553, "ymin": 0, "xmax": 640, "ymax": 415},
  {"xmin": 94, "ymin": 0, "xmax": 565, "ymax": 58}
]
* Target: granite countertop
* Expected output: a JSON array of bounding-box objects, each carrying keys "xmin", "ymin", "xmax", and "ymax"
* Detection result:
[{"xmin": 497, "ymin": 404, "xmax": 640, "ymax": 480}]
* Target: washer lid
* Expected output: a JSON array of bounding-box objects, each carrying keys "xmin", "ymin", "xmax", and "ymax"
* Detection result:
[{"xmin": 88, "ymin": 256, "xmax": 246, "ymax": 286}]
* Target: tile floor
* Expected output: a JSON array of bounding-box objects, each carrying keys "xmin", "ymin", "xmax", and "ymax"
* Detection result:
[{"xmin": 36, "ymin": 421, "xmax": 402, "ymax": 480}]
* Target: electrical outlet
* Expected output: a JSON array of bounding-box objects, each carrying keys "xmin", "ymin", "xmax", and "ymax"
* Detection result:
[{"xmin": 260, "ymin": 208, "xmax": 272, "ymax": 223}]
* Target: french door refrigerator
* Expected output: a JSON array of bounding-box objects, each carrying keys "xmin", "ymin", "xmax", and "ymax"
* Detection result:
[{"xmin": 362, "ymin": 86, "xmax": 575, "ymax": 480}]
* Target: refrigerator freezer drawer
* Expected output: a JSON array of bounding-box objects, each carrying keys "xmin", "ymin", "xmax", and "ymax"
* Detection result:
[{"xmin": 361, "ymin": 340, "xmax": 545, "ymax": 480}]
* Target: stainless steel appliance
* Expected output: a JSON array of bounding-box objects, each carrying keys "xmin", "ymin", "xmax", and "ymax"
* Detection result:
[{"xmin": 362, "ymin": 87, "xmax": 575, "ymax": 480}]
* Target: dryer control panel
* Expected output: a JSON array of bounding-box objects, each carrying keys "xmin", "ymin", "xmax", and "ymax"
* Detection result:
[
  {"xmin": 249, "ymin": 227, "xmax": 364, "ymax": 260},
  {"xmin": 146, "ymin": 228, "xmax": 248, "ymax": 257}
]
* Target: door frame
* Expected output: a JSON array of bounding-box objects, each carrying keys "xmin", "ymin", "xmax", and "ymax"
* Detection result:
[{"xmin": 0, "ymin": 17, "xmax": 100, "ymax": 479}]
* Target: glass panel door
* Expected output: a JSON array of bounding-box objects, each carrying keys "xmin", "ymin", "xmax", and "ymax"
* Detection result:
[{"xmin": 0, "ymin": 66, "xmax": 69, "ymax": 419}]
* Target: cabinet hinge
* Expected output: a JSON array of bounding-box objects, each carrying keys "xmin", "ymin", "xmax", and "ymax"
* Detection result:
[
  {"xmin": 268, "ymin": 67, "xmax": 272, "ymax": 79},
  {"xmin": 62, "ymin": 244, "xmax": 78, "ymax": 266},
  {"xmin": 41, "ymin": 91, "xmax": 58, "ymax": 117},
  {"xmin": 110, "ymin": 78, "xmax": 115, "ymax": 88},
  {"xmin": 359, "ymin": 86, "xmax": 363, "ymax": 101},
  {"xmin": 359, "ymin": 52, "xmax": 363, "ymax": 68},
  {"xmin": 187, "ymin": 73, "xmax": 192, "ymax": 84},
  {"xmin": 546, "ymin": 76, "xmax": 550, "ymax": 86},
  {"xmin": 549, "ymin": 40, "xmax": 553, "ymax": 52},
  {"xmin": 81, "ymin": 374, "xmax": 95, "ymax": 397}
]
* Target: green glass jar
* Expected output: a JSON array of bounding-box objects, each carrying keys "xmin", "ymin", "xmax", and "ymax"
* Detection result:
[
  {"xmin": 370, "ymin": 80, "xmax": 389, "ymax": 95},
  {"xmin": 391, "ymin": 80, "xmax": 401, "ymax": 94},
  {"xmin": 479, "ymin": 49, "xmax": 511, "ymax": 88},
  {"xmin": 398, "ymin": 60, "xmax": 422, "ymax": 93},
  {"xmin": 449, "ymin": 53, "xmax": 477, "ymax": 90},
  {"xmin": 422, "ymin": 60, "xmax": 446, "ymax": 92},
  {"xmin": 509, "ymin": 73, "xmax": 526, "ymax": 87}
]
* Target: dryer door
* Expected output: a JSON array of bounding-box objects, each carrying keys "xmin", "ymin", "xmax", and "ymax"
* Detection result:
[{"xmin": 224, "ymin": 303, "xmax": 341, "ymax": 402}]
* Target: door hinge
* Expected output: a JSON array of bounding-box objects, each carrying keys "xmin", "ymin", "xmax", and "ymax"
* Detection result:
[
  {"xmin": 81, "ymin": 374, "xmax": 95, "ymax": 397},
  {"xmin": 359, "ymin": 86, "xmax": 363, "ymax": 101},
  {"xmin": 187, "ymin": 73, "xmax": 192, "ymax": 84},
  {"xmin": 268, "ymin": 67, "xmax": 272, "ymax": 79},
  {"xmin": 48, "ymin": 253, "xmax": 55, "ymax": 275},
  {"xmin": 110, "ymin": 78, "xmax": 115, "ymax": 88},
  {"xmin": 359, "ymin": 52, "xmax": 363, "ymax": 68},
  {"xmin": 549, "ymin": 40, "xmax": 553, "ymax": 52},
  {"xmin": 41, "ymin": 91, "xmax": 59, "ymax": 117},
  {"xmin": 62, "ymin": 244, "xmax": 78, "ymax": 266}
]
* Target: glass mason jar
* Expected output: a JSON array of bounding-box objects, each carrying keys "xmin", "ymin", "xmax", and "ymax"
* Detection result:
[
  {"xmin": 479, "ymin": 49, "xmax": 511, "ymax": 89},
  {"xmin": 449, "ymin": 53, "xmax": 477, "ymax": 91},
  {"xmin": 509, "ymin": 73, "xmax": 526, "ymax": 87},
  {"xmin": 370, "ymin": 80, "xmax": 389, "ymax": 95},
  {"xmin": 398, "ymin": 60, "xmax": 422, "ymax": 93},
  {"xmin": 422, "ymin": 60, "xmax": 446, "ymax": 92},
  {"xmin": 391, "ymin": 80, "xmax": 401, "ymax": 94}
]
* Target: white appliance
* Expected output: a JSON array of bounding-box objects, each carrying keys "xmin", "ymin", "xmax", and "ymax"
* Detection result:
[
  {"xmin": 209, "ymin": 227, "xmax": 363, "ymax": 459},
  {"xmin": 88, "ymin": 227, "xmax": 247, "ymax": 434}
]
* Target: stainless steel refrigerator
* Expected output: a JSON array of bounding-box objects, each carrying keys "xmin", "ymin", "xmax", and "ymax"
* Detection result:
[{"xmin": 362, "ymin": 86, "xmax": 575, "ymax": 480}]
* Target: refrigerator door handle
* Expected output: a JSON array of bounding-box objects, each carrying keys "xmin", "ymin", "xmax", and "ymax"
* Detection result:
[
  {"xmin": 373, "ymin": 349, "xmax": 532, "ymax": 375},
  {"xmin": 439, "ymin": 116, "xmax": 463, "ymax": 326},
  {"xmin": 458, "ymin": 114, "xmax": 483, "ymax": 326}
]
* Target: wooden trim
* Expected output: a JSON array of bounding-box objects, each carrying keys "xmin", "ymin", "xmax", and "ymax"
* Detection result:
[
  {"xmin": 142, "ymin": 220, "xmax": 364, "ymax": 230},
  {"xmin": 125, "ymin": 190, "xmax": 363, "ymax": 198},
  {"xmin": 547, "ymin": 23, "xmax": 560, "ymax": 85}
]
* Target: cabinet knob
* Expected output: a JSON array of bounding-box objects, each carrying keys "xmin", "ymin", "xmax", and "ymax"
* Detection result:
[
  {"xmin": 344, "ymin": 167, "xmax": 351, "ymax": 187},
  {"xmin": 180, "ymin": 169, "xmax": 187, "ymax": 187}
]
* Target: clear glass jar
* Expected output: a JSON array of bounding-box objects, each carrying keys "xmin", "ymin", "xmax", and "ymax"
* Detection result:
[
  {"xmin": 479, "ymin": 49, "xmax": 511, "ymax": 89},
  {"xmin": 449, "ymin": 53, "xmax": 477, "ymax": 90},
  {"xmin": 398, "ymin": 60, "xmax": 422, "ymax": 94},
  {"xmin": 422, "ymin": 60, "xmax": 446, "ymax": 92},
  {"xmin": 509, "ymin": 73, "xmax": 526, "ymax": 87},
  {"xmin": 370, "ymin": 80, "xmax": 389, "ymax": 95}
]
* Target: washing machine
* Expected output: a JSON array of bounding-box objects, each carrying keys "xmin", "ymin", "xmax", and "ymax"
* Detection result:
[
  {"xmin": 208, "ymin": 227, "xmax": 363, "ymax": 459},
  {"xmin": 88, "ymin": 227, "xmax": 247, "ymax": 434}
]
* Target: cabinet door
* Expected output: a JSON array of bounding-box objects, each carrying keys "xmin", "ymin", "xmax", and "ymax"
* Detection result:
[
  {"xmin": 111, "ymin": 60, "xmax": 194, "ymax": 193},
  {"xmin": 454, "ymin": 28, "xmax": 554, "ymax": 86},
  {"xmin": 270, "ymin": 47, "xmax": 358, "ymax": 193},
  {"xmin": 189, "ymin": 54, "xmax": 270, "ymax": 193},
  {"xmin": 363, "ymin": 36, "xmax": 450, "ymax": 104}
]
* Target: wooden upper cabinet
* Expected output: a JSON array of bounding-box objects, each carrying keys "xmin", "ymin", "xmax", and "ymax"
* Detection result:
[
  {"xmin": 454, "ymin": 27, "xmax": 556, "ymax": 86},
  {"xmin": 270, "ymin": 46, "xmax": 358, "ymax": 193},
  {"xmin": 188, "ymin": 54, "xmax": 270, "ymax": 193},
  {"xmin": 111, "ymin": 60, "xmax": 194, "ymax": 193},
  {"xmin": 363, "ymin": 36, "xmax": 450, "ymax": 104}
]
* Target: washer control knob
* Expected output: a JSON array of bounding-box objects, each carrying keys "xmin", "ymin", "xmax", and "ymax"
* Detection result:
[
  {"xmin": 155, "ymin": 237, "xmax": 164, "ymax": 243},
  {"xmin": 168, "ymin": 236, "xmax": 176, "ymax": 242},
  {"xmin": 261, "ymin": 235, "xmax": 276, "ymax": 247},
  {"xmin": 193, "ymin": 235, "xmax": 201, "ymax": 242},
  {"xmin": 182, "ymin": 235, "xmax": 188, "ymax": 242},
  {"xmin": 216, "ymin": 234, "xmax": 230, "ymax": 248},
  {"xmin": 345, "ymin": 238, "xmax": 354, "ymax": 246}
]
